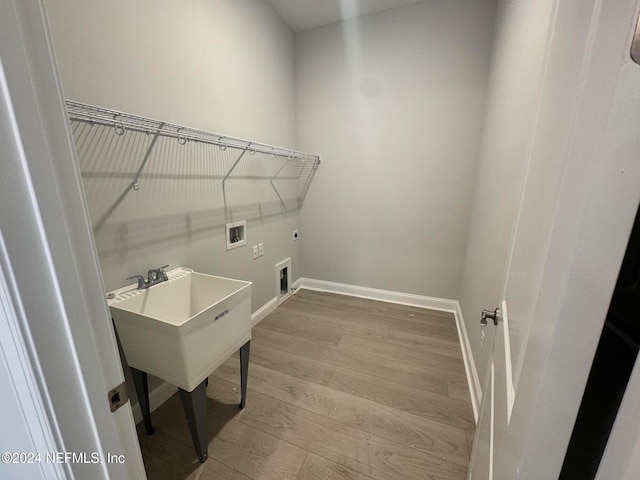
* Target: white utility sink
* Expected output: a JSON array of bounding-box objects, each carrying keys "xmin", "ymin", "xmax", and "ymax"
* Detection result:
[{"xmin": 108, "ymin": 268, "xmax": 252, "ymax": 391}]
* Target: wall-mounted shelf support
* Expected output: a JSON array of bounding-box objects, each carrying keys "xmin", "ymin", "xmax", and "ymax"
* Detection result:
[
  {"xmin": 222, "ymin": 144, "xmax": 251, "ymax": 191},
  {"xmin": 270, "ymin": 156, "xmax": 291, "ymax": 208},
  {"xmin": 131, "ymin": 123, "xmax": 164, "ymax": 190}
]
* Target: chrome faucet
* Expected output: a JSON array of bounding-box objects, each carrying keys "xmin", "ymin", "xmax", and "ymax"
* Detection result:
[{"xmin": 127, "ymin": 265, "xmax": 169, "ymax": 290}]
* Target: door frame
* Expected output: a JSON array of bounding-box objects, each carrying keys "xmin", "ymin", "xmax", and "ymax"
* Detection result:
[{"xmin": 0, "ymin": 0, "xmax": 145, "ymax": 478}]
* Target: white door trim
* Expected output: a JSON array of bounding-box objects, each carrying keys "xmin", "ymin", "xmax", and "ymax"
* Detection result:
[
  {"xmin": 454, "ymin": 302, "xmax": 482, "ymax": 423},
  {"xmin": 499, "ymin": 301, "xmax": 515, "ymax": 422},
  {"xmin": 0, "ymin": 234, "xmax": 66, "ymax": 479},
  {"xmin": 0, "ymin": 0, "xmax": 145, "ymax": 477}
]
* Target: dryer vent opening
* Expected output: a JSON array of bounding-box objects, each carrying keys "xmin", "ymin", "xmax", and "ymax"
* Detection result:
[
  {"xmin": 275, "ymin": 258, "xmax": 292, "ymax": 305},
  {"xmin": 280, "ymin": 267, "xmax": 288, "ymax": 296}
]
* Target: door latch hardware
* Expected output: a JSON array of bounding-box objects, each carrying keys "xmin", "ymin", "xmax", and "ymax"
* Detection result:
[
  {"xmin": 481, "ymin": 308, "xmax": 500, "ymax": 327},
  {"xmin": 108, "ymin": 381, "xmax": 129, "ymax": 413}
]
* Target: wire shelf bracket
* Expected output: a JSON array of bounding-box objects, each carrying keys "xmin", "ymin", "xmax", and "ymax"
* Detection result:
[
  {"xmin": 222, "ymin": 144, "xmax": 252, "ymax": 192},
  {"xmin": 270, "ymin": 156, "xmax": 291, "ymax": 208},
  {"xmin": 131, "ymin": 123, "xmax": 164, "ymax": 191}
]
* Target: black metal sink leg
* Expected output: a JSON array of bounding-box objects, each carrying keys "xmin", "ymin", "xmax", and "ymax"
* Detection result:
[
  {"xmin": 130, "ymin": 367, "xmax": 155, "ymax": 435},
  {"xmin": 179, "ymin": 380, "xmax": 209, "ymax": 463},
  {"xmin": 239, "ymin": 340, "xmax": 250, "ymax": 409}
]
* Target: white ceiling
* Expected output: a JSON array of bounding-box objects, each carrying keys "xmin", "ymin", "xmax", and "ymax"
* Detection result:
[{"xmin": 265, "ymin": 0, "xmax": 426, "ymax": 32}]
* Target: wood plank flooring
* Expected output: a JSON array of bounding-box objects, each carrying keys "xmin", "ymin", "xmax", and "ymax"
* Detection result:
[{"xmin": 136, "ymin": 289, "xmax": 475, "ymax": 480}]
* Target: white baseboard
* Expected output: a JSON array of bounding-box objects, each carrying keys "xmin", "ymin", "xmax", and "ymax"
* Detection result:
[
  {"xmin": 131, "ymin": 381, "xmax": 177, "ymax": 425},
  {"xmin": 251, "ymin": 297, "xmax": 278, "ymax": 327},
  {"xmin": 294, "ymin": 277, "xmax": 458, "ymax": 312},
  {"xmin": 130, "ymin": 296, "xmax": 278, "ymax": 423},
  {"xmin": 454, "ymin": 302, "xmax": 481, "ymax": 424}
]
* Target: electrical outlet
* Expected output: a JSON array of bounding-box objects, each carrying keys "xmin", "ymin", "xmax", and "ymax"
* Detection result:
[
  {"xmin": 258, "ymin": 243, "xmax": 264, "ymax": 256},
  {"xmin": 293, "ymin": 229, "xmax": 299, "ymax": 241},
  {"xmin": 252, "ymin": 245, "xmax": 259, "ymax": 260}
]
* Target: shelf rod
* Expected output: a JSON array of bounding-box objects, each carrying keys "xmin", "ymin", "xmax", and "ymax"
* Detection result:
[
  {"xmin": 65, "ymin": 101, "xmax": 321, "ymax": 163},
  {"xmin": 132, "ymin": 123, "xmax": 164, "ymax": 190}
]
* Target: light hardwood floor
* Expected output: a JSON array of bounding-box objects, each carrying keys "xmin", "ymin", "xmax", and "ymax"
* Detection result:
[{"xmin": 136, "ymin": 289, "xmax": 475, "ymax": 480}]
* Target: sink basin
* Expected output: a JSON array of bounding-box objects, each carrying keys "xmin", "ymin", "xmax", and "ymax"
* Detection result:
[{"xmin": 108, "ymin": 268, "xmax": 252, "ymax": 391}]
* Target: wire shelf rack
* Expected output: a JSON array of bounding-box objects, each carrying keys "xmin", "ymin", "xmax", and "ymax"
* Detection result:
[{"xmin": 65, "ymin": 100, "xmax": 321, "ymax": 206}]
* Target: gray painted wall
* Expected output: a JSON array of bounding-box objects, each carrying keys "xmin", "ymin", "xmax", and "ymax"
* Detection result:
[
  {"xmin": 295, "ymin": 0, "xmax": 497, "ymax": 299},
  {"xmin": 45, "ymin": 0, "xmax": 300, "ymax": 313}
]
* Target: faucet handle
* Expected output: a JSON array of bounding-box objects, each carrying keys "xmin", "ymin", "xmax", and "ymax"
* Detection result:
[
  {"xmin": 126, "ymin": 275, "xmax": 146, "ymax": 289},
  {"xmin": 148, "ymin": 265, "xmax": 170, "ymax": 282},
  {"xmin": 157, "ymin": 265, "xmax": 169, "ymax": 281}
]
